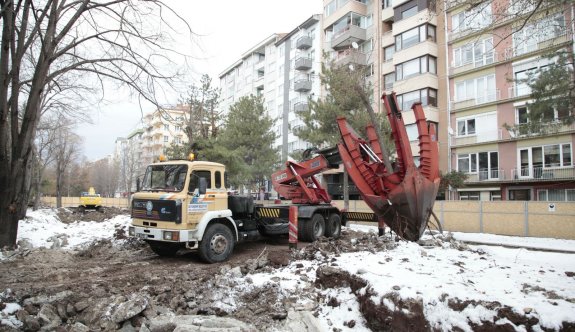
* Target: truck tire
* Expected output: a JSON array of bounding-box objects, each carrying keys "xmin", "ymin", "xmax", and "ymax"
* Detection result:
[
  {"xmin": 325, "ymin": 213, "xmax": 342, "ymax": 239},
  {"xmin": 303, "ymin": 214, "xmax": 325, "ymax": 242},
  {"xmin": 199, "ymin": 223, "xmax": 235, "ymax": 263},
  {"xmin": 148, "ymin": 241, "xmax": 181, "ymax": 257}
]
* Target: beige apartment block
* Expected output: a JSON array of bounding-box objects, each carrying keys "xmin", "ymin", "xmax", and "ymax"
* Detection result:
[{"xmin": 444, "ymin": 0, "xmax": 575, "ymax": 201}]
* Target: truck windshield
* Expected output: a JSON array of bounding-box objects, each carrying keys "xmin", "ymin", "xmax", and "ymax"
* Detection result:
[{"xmin": 141, "ymin": 164, "xmax": 188, "ymax": 192}]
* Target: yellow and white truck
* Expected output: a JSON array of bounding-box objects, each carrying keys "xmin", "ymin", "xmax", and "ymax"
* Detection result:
[{"xmin": 128, "ymin": 155, "xmax": 344, "ymax": 263}]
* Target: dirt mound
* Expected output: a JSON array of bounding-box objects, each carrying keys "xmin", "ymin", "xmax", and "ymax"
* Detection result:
[{"xmin": 56, "ymin": 206, "xmax": 128, "ymax": 223}]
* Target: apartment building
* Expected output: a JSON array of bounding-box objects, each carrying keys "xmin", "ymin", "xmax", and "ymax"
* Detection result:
[
  {"xmin": 445, "ymin": 1, "xmax": 575, "ymax": 201},
  {"xmin": 219, "ymin": 16, "xmax": 323, "ymax": 162},
  {"xmin": 321, "ymin": 0, "xmax": 442, "ymax": 197},
  {"xmin": 274, "ymin": 15, "xmax": 323, "ymax": 161},
  {"xmin": 140, "ymin": 104, "xmax": 189, "ymax": 166}
]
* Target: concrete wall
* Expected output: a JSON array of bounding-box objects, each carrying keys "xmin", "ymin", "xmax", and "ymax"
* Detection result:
[
  {"xmin": 42, "ymin": 197, "xmax": 130, "ymax": 209},
  {"xmin": 334, "ymin": 200, "xmax": 575, "ymax": 240},
  {"xmin": 42, "ymin": 197, "xmax": 575, "ymax": 240}
]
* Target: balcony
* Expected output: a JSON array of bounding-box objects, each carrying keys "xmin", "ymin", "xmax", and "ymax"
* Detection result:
[
  {"xmin": 465, "ymin": 169, "xmax": 506, "ymax": 183},
  {"xmin": 450, "ymin": 89, "xmax": 500, "ymax": 110},
  {"xmin": 327, "ymin": 183, "xmax": 360, "ymax": 198},
  {"xmin": 295, "ymin": 57, "xmax": 313, "ymax": 71},
  {"xmin": 511, "ymin": 166, "xmax": 575, "ymax": 181},
  {"xmin": 505, "ymin": 119, "xmax": 575, "ymax": 139},
  {"xmin": 333, "ymin": 49, "xmax": 367, "ymax": 67},
  {"xmin": 331, "ymin": 25, "xmax": 366, "ymax": 50},
  {"xmin": 449, "ymin": 52, "xmax": 497, "ymax": 76},
  {"xmin": 294, "ymin": 79, "xmax": 312, "ymax": 92},
  {"xmin": 296, "ymin": 36, "xmax": 312, "ymax": 50},
  {"xmin": 293, "ymin": 102, "xmax": 309, "ymax": 113}
]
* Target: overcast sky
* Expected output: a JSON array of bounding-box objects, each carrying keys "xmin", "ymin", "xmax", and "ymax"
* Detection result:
[{"xmin": 76, "ymin": 1, "xmax": 323, "ymax": 161}]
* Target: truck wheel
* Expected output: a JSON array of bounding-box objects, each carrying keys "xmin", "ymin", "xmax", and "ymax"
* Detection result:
[
  {"xmin": 78, "ymin": 206, "xmax": 85, "ymax": 213},
  {"xmin": 303, "ymin": 214, "xmax": 325, "ymax": 242},
  {"xmin": 148, "ymin": 241, "xmax": 181, "ymax": 257},
  {"xmin": 199, "ymin": 223, "xmax": 235, "ymax": 263},
  {"xmin": 325, "ymin": 214, "xmax": 342, "ymax": 239}
]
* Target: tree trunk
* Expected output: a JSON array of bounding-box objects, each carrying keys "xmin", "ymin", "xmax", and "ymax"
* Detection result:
[{"xmin": 56, "ymin": 166, "xmax": 63, "ymax": 208}]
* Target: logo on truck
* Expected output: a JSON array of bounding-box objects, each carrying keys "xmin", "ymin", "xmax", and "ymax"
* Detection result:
[{"xmin": 146, "ymin": 201, "xmax": 153, "ymax": 216}]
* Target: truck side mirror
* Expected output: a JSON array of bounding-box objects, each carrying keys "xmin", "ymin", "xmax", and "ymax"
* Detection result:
[
  {"xmin": 199, "ymin": 177, "xmax": 207, "ymax": 195},
  {"xmin": 136, "ymin": 177, "xmax": 140, "ymax": 192}
]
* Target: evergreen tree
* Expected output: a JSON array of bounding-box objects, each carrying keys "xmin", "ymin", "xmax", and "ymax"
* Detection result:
[
  {"xmin": 218, "ymin": 95, "xmax": 278, "ymax": 190},
  {"xmin": 524, "ymin": 53, "xmax": 574, "ymax": 125}
]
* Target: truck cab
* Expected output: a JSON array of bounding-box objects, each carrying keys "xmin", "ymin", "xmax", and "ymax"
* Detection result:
[{"xmin": 129, "ymin": 158, "xmax": 255, "ymax": 263}]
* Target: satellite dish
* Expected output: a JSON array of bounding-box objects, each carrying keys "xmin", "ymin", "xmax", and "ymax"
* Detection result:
[
  {"xmin": 351, "ymin": 41, "xmax": 359, "ymax": 49},
  {"xmin": 448, "ymin": 127, "xmax": 454, "ymax": 135}
]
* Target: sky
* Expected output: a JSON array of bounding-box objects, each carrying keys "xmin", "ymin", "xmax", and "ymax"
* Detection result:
[{"xmin": 76, "ymin": 1, "xmax": 324, "ymax": 161}]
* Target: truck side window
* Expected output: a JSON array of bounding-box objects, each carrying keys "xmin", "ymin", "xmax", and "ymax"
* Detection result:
[
  {"xmin": 215, "ymin": 171, "xmax": 222, "ymax": 188},
  {"xmin": 189, "ymin": 170, "xmax": 211, "ymax": 193}
]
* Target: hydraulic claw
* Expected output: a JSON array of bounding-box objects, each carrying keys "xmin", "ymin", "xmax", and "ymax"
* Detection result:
[{"xmin": 337, "ymin": 93, "xmax": 440, "ymax": 241}]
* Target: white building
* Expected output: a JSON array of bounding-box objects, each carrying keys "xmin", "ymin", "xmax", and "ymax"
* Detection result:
[{"xmin": 219, "ymin": 14, "xmax": 323, "ymax": 162}]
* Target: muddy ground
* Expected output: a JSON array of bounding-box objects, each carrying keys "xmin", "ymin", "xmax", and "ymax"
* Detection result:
[{"xmin": 1, "ymin": 209, "xmax": 573, "ymax": 331}]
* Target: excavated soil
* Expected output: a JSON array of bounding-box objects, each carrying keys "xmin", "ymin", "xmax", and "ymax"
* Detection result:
[{"xmin": 1, "ymin": 210, "xmax": 573, "ymax": 331}]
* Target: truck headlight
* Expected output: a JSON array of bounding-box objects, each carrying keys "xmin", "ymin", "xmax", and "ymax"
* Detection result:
[
  {"xmin": 163, "ymin": 231, "xmax": 180, "ymax": 241},
  {"xmin": 129, "ymin": 227, "xmax": 135, "ymax": 236}
]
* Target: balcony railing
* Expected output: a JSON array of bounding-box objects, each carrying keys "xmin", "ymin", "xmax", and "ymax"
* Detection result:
[
  {"xmin": 296, "ymin": 36, "xmax": 313, "ymax": 50},
  {"xmin": 505, "ymin": 120, "xmax": 575, "ymax": 138},
  {"xmin": 331, "ymin": 25, "xmax": 366, "ymax": 50},
  {"xmin": 293, "ymin": 102, "xmax": 309, "ymax": 113},
  {"xmin": 450, "ymin": 89, "xmax": 499, "ymax": 109},
  {"xmin": 465, "ymin": 169, "xmax": 506, "ymax": 182},
  {"xmin": 295, "ymin": 57, "xmax": 313, "ymax": 71},
  {"xmin": 327, "ymin": 183, "xmax": 360, "ymax": 197},
  {"xmin": 294, "ymin": 79, "xmax": 312, "ymax": 92},
  {"xmin": 511, "ymin": 166, "xmax": 575, "ymax": 181},
  {"xmin": 449, "ymin": 52, "xmax": 497, "ymax": 75},
  {"xmin": 507, "ymin": 85, "xmax": 531, "ymax": 99}
]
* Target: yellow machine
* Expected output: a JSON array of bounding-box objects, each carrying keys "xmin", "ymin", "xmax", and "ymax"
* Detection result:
[{"xmin": 79, "ymin": 187, "xmax": 102, "ymax": 212}]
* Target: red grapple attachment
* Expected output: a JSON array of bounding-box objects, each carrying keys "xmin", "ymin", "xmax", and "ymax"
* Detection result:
[{"xmin": 336, "ymin": 93, "xmax": 440, "ymax": 241}]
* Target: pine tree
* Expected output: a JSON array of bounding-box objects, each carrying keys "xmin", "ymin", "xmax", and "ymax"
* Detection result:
[{"xmin": 218, "ymin": 95, "xmax": 278, "ymax": 190}]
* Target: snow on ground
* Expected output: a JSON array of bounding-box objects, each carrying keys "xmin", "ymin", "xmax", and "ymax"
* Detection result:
[
  {"xmin": 2, "ymin": 209, "xmax": 575, "ymax": 331},
  {"xmin": 16, "ymin": 208, "xmax": 131, "ymax": 249}
]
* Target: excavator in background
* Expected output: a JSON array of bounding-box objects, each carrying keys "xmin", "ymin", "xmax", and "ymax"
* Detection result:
[
  {"xmin": 79, "ymin": 187, "xmax": 103, "ymax": 213},
  {"xmin": 129, "ymin": 92, "xmax": 440, "ymax": 262}
]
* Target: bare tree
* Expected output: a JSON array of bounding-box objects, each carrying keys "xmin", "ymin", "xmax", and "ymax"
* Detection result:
[
  {"xmin": 0, "ymin": 0, "xmax": 193, "ymax": 248},
  {"xmin": 31, "ymin": 116, "xmax": 60, "ymax": 209},
  {"xmin": 90, "ymin": 157, "xmax": 120, "ymax": 198},
  {"xmin": 53, "ymin": 126, "xmax": 82, "ymax": 208},
  {"xmin": 118, "ymin": 137, "xmax": 142, "ymax": 199}
]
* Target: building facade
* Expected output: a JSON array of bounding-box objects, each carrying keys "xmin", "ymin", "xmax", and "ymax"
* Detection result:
[
  {"xmin": 444, "ymin": 0, "xmax": 575, "ymax": 201},
  {"xmin": 140, "ymin": 105, "xmax": 189, "ymax": 166},
  {"xmin": 219, "ymin": 16, "xmax": 324, "ymax": 163}
]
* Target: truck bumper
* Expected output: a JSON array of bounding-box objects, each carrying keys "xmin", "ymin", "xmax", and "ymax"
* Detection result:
[{"xmin": 129, "ymin": 226, "xmax": 200, "ymax": 243}]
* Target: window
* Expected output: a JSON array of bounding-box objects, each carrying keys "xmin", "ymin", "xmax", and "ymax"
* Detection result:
[
  {"xmin": 396, "ymin": 88, "xmax": 437, "ymax": 111},
  {"xmin": 513, "ymin": 14, "xmax": 566, "ymax": 55},
  {"xmin": 384, "ymin": 73, "xmax": 395, "ymax": 90},
  {"xmin": 215, "ymin": 171, "xmax": 222, "ymax": 188},
  {"xmin": 384, "ymin": 45, "xmax": 394, "ymax": 62},
  {"xmin": 457, "ymin": 118, "xmax": 476, "ymax": 136},
  {"xmin": 190, "ymin": 170, "xmax": 212, "ymax": 191},
  {"xmin": 459, "ymin": 191, "xmax": 480, "ymax": 200},
  {"xmin": 455, "ymin": 74, "xmax": 496, "ymax": 103},
  {"xmin": 537, "ymin": 189, "xmax": 575, "ymax": 202},
  {"xmin": 490, "ymin": 191, "xmax": 501, "ymax": 201},
  {"xmin": 518, "ymin": 144, "xmax": 572, "ymax": 177},
  {"xmin": 163, "ymin": 136, "xmax": 169, "ymax": 142},
  {"xmin": 395, "ymin": 24, "xmax": 436, "ymax": 51},
  {"xmin": 164, "ymin": 124, "xmax": 169, "ymax": 131},
  {"xmin": 452, "ymin": 3, "xmax": 492, "ymax": 33},
  {"xmin": 457, "ymin": 153, "xmax": 477, "ymax": 173},
  {"xmin": 175, "ymin": 125, "xmax": 181, "ymax": 132},
  {"xmin": 453, "ymin": 38, "xmax": 494, "ymax": 67},
  {"xmin": 405, "ymin": 124, "xmax": 418, "ymax": 141},
  {"xmin": 402, "ymin": 6, "xmax": 418, "ymax": 20},
  {"xmin": 396, "ymin": 55, "xmax": 437, "ymax": 80},
  {"xmin": 509, "ymin": 189, "xmax": 530, "ymax": 201}
]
